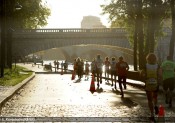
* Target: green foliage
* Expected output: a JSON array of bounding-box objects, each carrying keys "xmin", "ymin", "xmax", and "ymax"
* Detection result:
[
  {"xmin": 0, "ymin": 65, "xmax": 33, "ymax": 86},
  {"xmin": 5, "ymin": 0, "xmax": 51, "ymax": 29},
  {"xmin": 102, "ymin": 1, "xmax": 169, "ymax": 48}
]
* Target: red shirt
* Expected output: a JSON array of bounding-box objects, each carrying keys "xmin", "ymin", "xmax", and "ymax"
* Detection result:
[{"xmin": 116, "ymin": 61, "xmax": 129, "ymax": 76}]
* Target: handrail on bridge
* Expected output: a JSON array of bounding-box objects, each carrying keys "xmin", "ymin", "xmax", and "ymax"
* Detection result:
[{"xmin": 14, "ymin": 28, "xmax": 127, "ymax": 33}]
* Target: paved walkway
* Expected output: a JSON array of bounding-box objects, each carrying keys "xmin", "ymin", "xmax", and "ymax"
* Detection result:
[{"xmin": 0, "ymin": 63, "xmax": 174, "ymax": 122}]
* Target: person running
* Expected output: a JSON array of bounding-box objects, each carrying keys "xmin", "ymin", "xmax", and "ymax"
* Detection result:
[
  {"xmin": 81, "ymin": 59, "xmax": 84, "ymax": 78},
  {"xmin": 73, "ymin": 58, "xmax": 77, "ymax": 78},
  {"xmin": 91, "ymin": 58, "xmax": 96, "ymax": 80},
  {"xmin": 76, "ymin": 57, "xmax": 83, "ymax": 80},
  {"xmin": 64, "ymin": 60, "xmax": 68, "ymax": 73},
  {"xmin": 104, "ymin": 57, "xmax": 110, "ymax": 82},
  {"xmin": 56, "ymin": 60, "xmax": 59, "ymax": 70},
  {"xmin": 110, "ymin": 57, "xmax": 117, "ymax": 89},
  {"xmin": 85, "ymin": 61, "xmax": 90, "ymax": 80},
  {"xmin": 140, "ymin": 53, "xmax": 160, "ymax": 121},
  {"xmin": 116, "ymin": 56, "xmax": 129, "ymax": 97},
  {"xmin": 61, "ymin": 61, "xmax": 64, "ymax": 71},
  {"xmin": 95, "ymin": 54, "xmax": 103, "ymax": 87},
  {"xmin": 160, "ymin": 55, "xmax": 175, "ymax": 108}
]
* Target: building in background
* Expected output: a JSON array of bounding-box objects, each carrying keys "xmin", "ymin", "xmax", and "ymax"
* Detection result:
[{"xmin": 81, "ymin": 15, "xmax": 106, "ymax": 28}]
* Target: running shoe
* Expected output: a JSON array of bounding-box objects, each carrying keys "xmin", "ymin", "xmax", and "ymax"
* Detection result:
[{"xmin": 154, "ymin": 106, "xmax": 159, "ymax": 115}]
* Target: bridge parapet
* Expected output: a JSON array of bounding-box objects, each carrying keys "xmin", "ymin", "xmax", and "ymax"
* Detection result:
[
  {"xmin": 13, "ymin": 28, "xmax": 127, "ymax": 39},
  {"xmin": 14, "ymin": 28, "xmax": 127, "ymax": 33}
]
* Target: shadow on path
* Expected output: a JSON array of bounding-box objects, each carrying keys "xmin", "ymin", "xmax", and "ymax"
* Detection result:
[
  {"xmin": 121, "ymin": 97, "xmax": 138, "ymax": 108},
  {"xmin": 96, "ymin": 87, "xmax": 103, "ymax": 93}
]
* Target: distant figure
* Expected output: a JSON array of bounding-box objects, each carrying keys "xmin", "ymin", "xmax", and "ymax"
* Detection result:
[
  {"xmin": 64, "ymin": 60, "xmax": 68, "ymax": 73},
  {"xmin": 85, "ymin": 61, "xmax": 90, "ymax": 80},
  {"xmin": 95, "ymin": 54, "xmax": 103, "ymax": 87},
  {"xmin": 73, "ymin": 58, "xmax": 77, "ymax": 77},
  {"xmin": 140, "ymin": 53, "xmax": 160, "ymax": 121},
  {"xmin": 56, "ymin": 60, "xmax": 59, "ymax": 69},
  {"xmin": 160, "ymin": 55, "xmax": 175, "ymax": 108},
  {"xmin": 81, "ymin": 59, "xmax": 84, "ymax": 78},
  {"xmin": 61, "ymin": 61, "xmax": 64, "ymax": 70},
  {"xmin": 76, "ymin": 57, "xmax": 83, "ymax": 80},
  {"xmin": 110, "ymin": 57, "xmax": 117, "ymax": 89},
  {"xmin": 104, "ymin": 57, "xmax": 110, "ymax": 82},
  {"xmin": 54, "ymin": 60, "xmax": 57, "ymax": 67},
  {"xmin": 91, "ymin": 58, "xmax": 96, "ymax": 80},
  {"xmin": 116, "ymin": 56, "xmax": 129, "ymax": 98}
]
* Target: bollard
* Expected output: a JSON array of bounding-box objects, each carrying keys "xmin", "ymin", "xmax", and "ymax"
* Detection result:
[{"xmin": 157, "ymin": 105, "xmax": 165, "ymax": 123}]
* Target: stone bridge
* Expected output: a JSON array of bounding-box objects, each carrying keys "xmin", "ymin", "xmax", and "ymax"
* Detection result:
[
  {"xmin": 11, "ymin": 28, "xmax": 171, "ymax": 62},
  {"xmin": 12, "ymin": 28, "xmax": 130, "ymax": 56}
]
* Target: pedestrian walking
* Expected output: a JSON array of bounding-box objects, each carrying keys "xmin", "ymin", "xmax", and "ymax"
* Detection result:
[
  {"xmin": 116, "ymin": 56, "xmax": 129, "ymax": 97},
  {"xmin": 160, "ymin": 55, "xmax": 175, "ymax": 108},
  {"xmin": 95, "ymin": 54, "xmax": 103, "ymax": 87},
  {"xmin": 85, "ymin": 61, "xmax": 90, "ymax": 80},
  {"xmin": 140, "ymin": 53, "xmax": 160, "ymax": 121},
  {"xmin": 104, "ymin": 57, "xmax": 110, "ymax": 82},
  {"xmin": 110, "ymin": 57, "xmax": 117, "ymax": 89}
]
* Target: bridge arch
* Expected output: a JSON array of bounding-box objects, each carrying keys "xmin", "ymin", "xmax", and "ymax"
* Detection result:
[{"xmin": 12, "ymin": 28, "xmax": 130, "ymax": 58}]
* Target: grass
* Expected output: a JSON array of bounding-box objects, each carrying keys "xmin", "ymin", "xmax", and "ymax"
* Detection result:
[{"xmin": 0, "ymin": 65, "xmax": 33, "ymax": 86}]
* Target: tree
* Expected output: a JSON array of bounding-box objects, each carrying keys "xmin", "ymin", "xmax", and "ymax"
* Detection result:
[
  {"xmin": 101, "ymin": 0, "xmax": 167, "ymax": 70},
  {"xmin": 5, "ymin": 0, "xmax": 51, "ymax": 29},
  {"xmin": 169, "ymin": 0, "xmax": 175, "ymax": 60}
]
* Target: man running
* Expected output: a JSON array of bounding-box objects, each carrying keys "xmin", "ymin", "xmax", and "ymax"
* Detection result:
[
  {"xmin": 116, "ymin": 56, "xmax": 129, "ymax": 97},
  {"xmin": 104, "ymin": 57, "xmax": 110, "ymax": 82},
  {"xmin": 161, "ymin": 56, "xmax": 175, "ymax": 108},
  {"xmin": 95, "ymin": 54, "xmax": 103, "ymax": 87}
]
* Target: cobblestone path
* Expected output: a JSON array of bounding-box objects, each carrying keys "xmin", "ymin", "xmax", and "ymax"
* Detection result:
[{"xmin": 0, "ymin": 74, "xmax": 175, "ymax": 122}]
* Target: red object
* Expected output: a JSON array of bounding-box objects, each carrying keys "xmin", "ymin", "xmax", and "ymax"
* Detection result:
[
  {"xmin": 90, "ymin": 74, "xmax": 96, "ymax": 92},
  {"xmin": 158, "ymin": 105, "xmax": 165, "ymax": 122},
  {"xmin": 71, "ymin": 71, "xmax": 75, "ymax": 80},
  {"xmin": 158, "ymin": 105, "xmax": 165, "ymax": 117}
]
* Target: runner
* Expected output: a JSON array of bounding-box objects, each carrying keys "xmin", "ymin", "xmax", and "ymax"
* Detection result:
[
  {"xmin": 110, "ymin": 57, "xmax": 117, "ymax": 89},
  {"xmin": 116, "ymin": 56, "xmax": 129, "ymax": 97},
  {"xmin": 104, "ymin": 57, "xmax": 110, "ymax": 82},
  {"xmin": 76, "ymin": 57, "xmax": 83, "ymax": 80},
  {"xmin": 160, "ymin": 55, "xmax": 175, "ymax": 108},
  {"xmin": 95, "ymin": 54, "xmax": 103, "ymax": 87},
  {"xmin": 91, "ymin": 58, "xmax": 96, "ymax": 81},
  {"xmin": 85, "ymin": 61, "xmax": 90, "ymax": 80},
  {"xmin": 140, "ymin": 53, "xmax": 160, "ymax": 121},
  {"xmin": 73, "ymin": 58, "xmax": 77, "ymax": 78}
]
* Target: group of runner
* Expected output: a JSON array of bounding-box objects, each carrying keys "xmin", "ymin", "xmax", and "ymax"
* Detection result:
[
  {"xmin": 71, "ymin": 53, "xmax": 175, "ymax": 121},
  {"xmin": 73, "ymin": 54, "xmax": 129, "ymax": 98},
  {"xmin": 140, "ymin": 53, "xmax": 175, "ymax": 121}
]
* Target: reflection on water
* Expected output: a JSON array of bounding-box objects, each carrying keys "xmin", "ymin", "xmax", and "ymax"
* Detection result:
[{"xmin": 43, "ymin": 60, "xmax": 134, "ymax": 72}]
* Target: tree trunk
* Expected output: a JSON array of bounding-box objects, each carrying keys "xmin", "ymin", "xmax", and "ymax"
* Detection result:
[
  {"xmin": 169, "ymin": 0, "xmax": 175, "ymax": 60},
  {"xmin": 134, "ymin": 19, "xmax": 138, "ymax": 71},
  {"xmin": 149, "ymin": 1, "xmax": 156, "ymax": 53},
  {"xmin": 137, "ymin": 0, "xmax": 145, "ymax": 70}
]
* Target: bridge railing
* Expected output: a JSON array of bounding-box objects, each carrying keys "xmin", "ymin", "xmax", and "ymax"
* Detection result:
[{"xmin": 14, "ymin": 28, "xmax": 127, "ymax": 33}]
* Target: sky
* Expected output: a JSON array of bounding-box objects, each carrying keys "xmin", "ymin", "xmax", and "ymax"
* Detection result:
[{"xmin": 42, "ymin": 0, "xmax": 110, "ymax": 28}]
